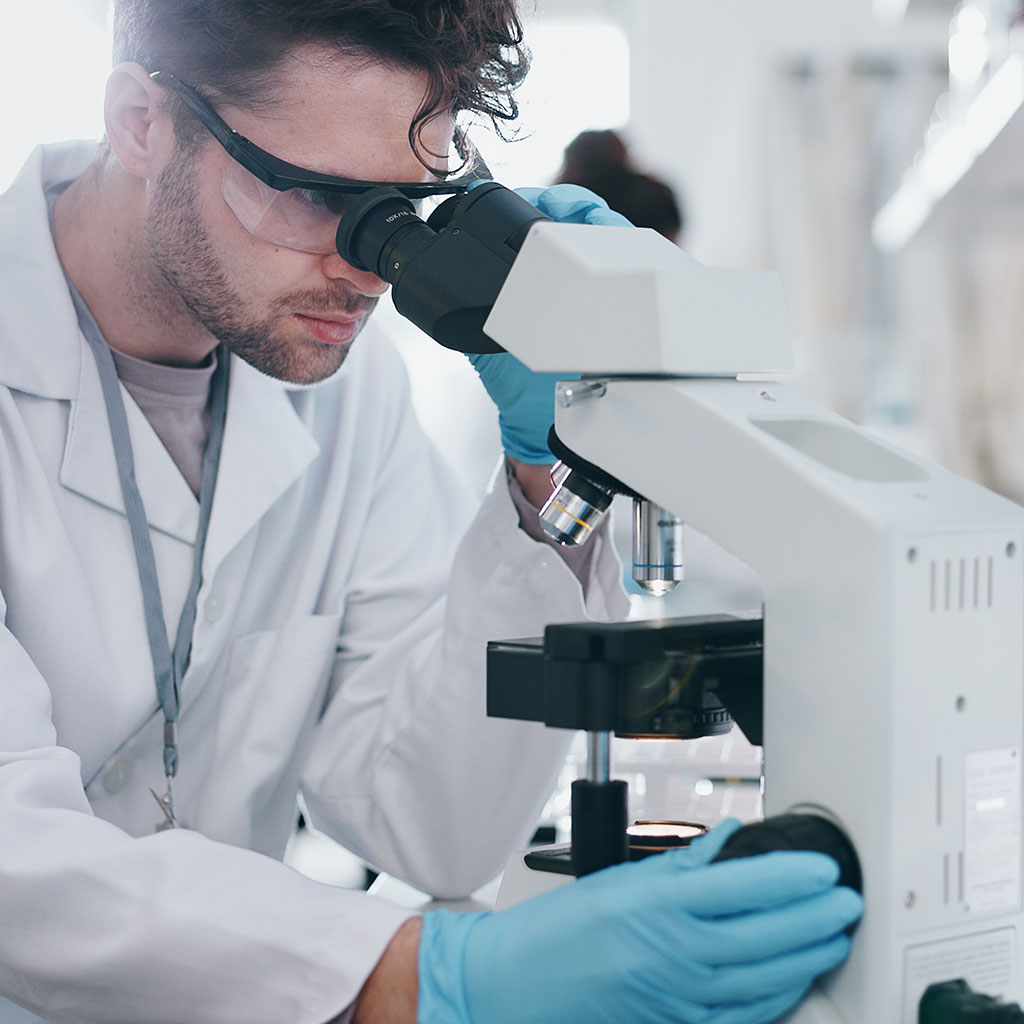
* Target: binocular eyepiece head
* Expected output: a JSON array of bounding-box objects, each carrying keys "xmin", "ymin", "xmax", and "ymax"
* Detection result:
[{"xmin": 334, "ymin": 182, "xmax": 550, "ymax": 354}]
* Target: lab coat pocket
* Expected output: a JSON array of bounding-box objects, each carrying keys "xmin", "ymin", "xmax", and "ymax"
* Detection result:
[{"xmin": 198, "ymin": 612, "xmax": 343, "ymax": 851}]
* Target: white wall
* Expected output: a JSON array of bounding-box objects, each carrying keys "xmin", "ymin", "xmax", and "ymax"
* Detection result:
[
  {"xmin": 0, "ymin": 1, "xmax": 110, "ymax": 193},
  {"xmin": 617, "ymin": 0, "xmax": 948, "ymax": 267}
]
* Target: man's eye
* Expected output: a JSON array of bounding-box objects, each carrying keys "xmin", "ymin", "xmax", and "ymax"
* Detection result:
[
  {"xmin": 288, "ymin": 188, "xmax": 355, "ymax": 216},
  {"xmin": 288, "ymin": 188, "xmax": 422, "ymax": 217},
  {"xmin": 292, "ymin": 188, "xmax": 331, "ymax": 209},
  {"xmin": 324, "ymin": 192, "xmax": 358, "ymax": 216}
]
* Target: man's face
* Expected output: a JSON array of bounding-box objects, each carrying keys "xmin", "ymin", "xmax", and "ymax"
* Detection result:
[{"xmin": 145, "ymin": 48, "xmax": 454, "ymax": 384}]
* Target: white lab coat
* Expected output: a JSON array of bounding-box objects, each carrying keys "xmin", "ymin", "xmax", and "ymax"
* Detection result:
[{"xmin": 0, "ymin": 142, "xmax": 627, "ymax": 1024}]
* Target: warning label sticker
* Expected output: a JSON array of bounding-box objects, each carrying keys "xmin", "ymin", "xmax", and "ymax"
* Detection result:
[{"xmin": 964, "ymin": 747, "xmax": 1022, "ymax": 915}]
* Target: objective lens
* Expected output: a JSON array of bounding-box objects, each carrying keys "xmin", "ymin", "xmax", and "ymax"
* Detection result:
[
  {"xmin": 632, "ymin": 500, "xmax": 685, "ymax": 595},
  {"xmin": 539, "ymin": 461, "xmax": 615, "ymax": 546}
]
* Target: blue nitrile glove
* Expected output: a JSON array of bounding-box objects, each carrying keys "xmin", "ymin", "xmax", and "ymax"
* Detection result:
[
  {"xmin": 467, "ymin": 183, "xmax": 632, "ymax": 464},
  {"xmin": 510, "ymin": 184, "xmax": 634, "ymax": 228},
  {"xmin": 417, "ymin": 818, "xmax": 863, "ymax": 1024}
]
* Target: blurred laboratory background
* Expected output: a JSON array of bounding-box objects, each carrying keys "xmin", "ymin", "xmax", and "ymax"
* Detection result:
[{"xmin": 9, "ymin": 0, "xmax": 1024, "ymax": 887}]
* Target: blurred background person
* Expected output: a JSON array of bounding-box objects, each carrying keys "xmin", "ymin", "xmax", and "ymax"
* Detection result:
[{"xmin": 554, "ymin": 128, "xmax": 685, "ymax": 242}]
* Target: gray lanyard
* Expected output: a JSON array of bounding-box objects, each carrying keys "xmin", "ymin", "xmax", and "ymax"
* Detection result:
[{"xmin": 68, "ymin": 283, "xmax": 230, "ymax": 828}]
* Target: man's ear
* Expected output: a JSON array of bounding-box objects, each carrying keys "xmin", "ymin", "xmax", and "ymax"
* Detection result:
[{"xmin": 104, "ymin": 62, "xmax": 177, "ymax": 181}]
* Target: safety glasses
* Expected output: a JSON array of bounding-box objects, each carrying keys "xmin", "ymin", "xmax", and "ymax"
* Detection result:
[{"xmin": 149, "ymin": 70, "xmax": 485, "ymax": 255}]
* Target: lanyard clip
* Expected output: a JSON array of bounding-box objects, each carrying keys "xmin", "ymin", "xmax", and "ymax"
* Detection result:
[
  {"xmin": 153, "ymin": 721, "xmax": 180, "ymax": 831},
  {"xmin": 150, "ymin": 783, "xmax": 178, "ymax": 832}
]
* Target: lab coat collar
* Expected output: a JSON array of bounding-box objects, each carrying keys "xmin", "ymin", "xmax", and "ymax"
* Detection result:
[
  {"xmin": 61, "ymin": 343, "xmax": 321, "ymax": 551},
  {"xmin": 2, "ymin": 142, "xmax": 322, "ymax": 554}
]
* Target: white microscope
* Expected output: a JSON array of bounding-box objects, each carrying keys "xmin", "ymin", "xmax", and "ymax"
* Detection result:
[{"xmin": 338, "ymin": 183, "xmax": 1024, "ymax": 1023}]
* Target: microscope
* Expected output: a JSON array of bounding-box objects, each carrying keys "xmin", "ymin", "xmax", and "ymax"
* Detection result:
[{"xmin": 338, "ymin": 184, "xmax": 1024, "ymax": 1023}]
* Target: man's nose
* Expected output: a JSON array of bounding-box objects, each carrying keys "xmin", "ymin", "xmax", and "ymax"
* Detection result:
[{"xmin": 320, "ymin": 251, "xmax": 389, "ymax": 296}]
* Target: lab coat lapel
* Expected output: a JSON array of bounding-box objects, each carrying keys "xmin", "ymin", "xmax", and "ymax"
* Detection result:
[
  {"xmin": 60, "ymin": 345, "xmax": 201, "ymax": 544},
  {"xmin": 202, "ymin": 358, "xmax": 321, "ymax": 576},
  {"xmin": 63, "ymin": 349, "xmax": 322, "ymax": 571}
]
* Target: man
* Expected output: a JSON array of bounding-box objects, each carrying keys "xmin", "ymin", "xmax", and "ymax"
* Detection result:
[{"xmin": 0, "ymin": 2, "xmax": 861, "ymax": 1022}]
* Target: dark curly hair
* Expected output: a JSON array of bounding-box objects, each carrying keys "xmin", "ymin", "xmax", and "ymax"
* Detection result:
[{"xmin": 112, "ymin": 0, "xmax": 530, "ymax": 164}]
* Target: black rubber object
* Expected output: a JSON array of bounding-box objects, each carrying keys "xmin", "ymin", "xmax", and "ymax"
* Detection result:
[
  {"xmin": 920, "ymin": 980, "xmax": 1024, "ymax": 1022},
  {"xmin": 711, "ymin": 813, "xmax": 863, "ymax": 896}
]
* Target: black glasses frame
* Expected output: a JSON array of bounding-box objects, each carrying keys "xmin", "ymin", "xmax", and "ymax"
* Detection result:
[{"xmin": 149, "ymin": 70, "xmax": 486, "ymax": 198}]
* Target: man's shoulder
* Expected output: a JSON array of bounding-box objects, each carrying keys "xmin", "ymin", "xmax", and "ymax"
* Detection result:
[
  {"xmin": 0, "ymin": 141, "xmax": 98, "ymax": 220},
  {"xmin": 0, "ymin": 144, "xmax": 92, "ymax": 402}
]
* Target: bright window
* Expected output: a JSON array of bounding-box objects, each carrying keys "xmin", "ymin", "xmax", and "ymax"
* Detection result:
[
  {"xmin": 0, "ymin": 1, "xmax": 111, "ymax": 192},
  {"xmin": 472, "ymin": 17, "xmax": 630, "ymax": 187}
]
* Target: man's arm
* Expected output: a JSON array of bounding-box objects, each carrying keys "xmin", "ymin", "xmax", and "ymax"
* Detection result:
[
  {"xmin": 342, "ymin": 463, "xmax": 592, "ymax": 1024},
  {"xmin": 351, "ymin": 918, "xmax": 421, "ymax": 1024},
  {"xmin": 507, "ymin": 458, "xmax": 554, "ymax": 509}
]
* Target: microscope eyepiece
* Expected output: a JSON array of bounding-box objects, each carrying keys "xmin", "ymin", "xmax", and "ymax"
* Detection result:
[{"xmin": 334, "ymin": 188, "xmax": 435, "ymax": 280}]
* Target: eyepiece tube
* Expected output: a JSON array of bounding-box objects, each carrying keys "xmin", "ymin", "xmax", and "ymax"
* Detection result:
[{"xmin": 335, "ymin": 187, "xmax": 436, "ymax": 280}]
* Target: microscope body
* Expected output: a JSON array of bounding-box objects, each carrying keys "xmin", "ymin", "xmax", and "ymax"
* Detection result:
[{"xmin": 483, "ymin": 223, "xmax": 1024, "ymax": 1023}]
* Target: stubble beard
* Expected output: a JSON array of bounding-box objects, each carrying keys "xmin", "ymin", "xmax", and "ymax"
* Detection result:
[{"xmin": 145, "ymin": 149, "xmax": 376, "ymax": 385}]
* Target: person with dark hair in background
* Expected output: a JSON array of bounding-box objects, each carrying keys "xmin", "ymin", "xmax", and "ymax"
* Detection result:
[
  {"xmin": 0, "ymin": 3, "xmax": 860, "ymax": 1022},
  {"xmin": 556, "ymin": 127, "xmax": 684, "ymax": 242}
]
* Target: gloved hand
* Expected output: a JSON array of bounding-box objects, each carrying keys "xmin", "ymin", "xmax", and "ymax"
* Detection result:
[
  {"xmin": 418, "ymin": 818, "xmax": 863, "ymax": 1024},
  {"xmin": 509, "ymin": 184, "xmax": 634, "ymax": 228},
  {"xmin": 467, "ymin": 183, "xmax": 632, "ymax": 464}
]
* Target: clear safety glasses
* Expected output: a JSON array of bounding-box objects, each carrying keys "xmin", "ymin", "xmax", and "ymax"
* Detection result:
[{"xmin": 149, "ymin": 70, "xmax": 486, "ymax": 255}]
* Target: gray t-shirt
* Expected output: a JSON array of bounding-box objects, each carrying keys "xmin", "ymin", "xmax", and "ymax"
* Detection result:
[{"xmin": 109, "ymin": 346, "xmax": 216, "ymax": 498}]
